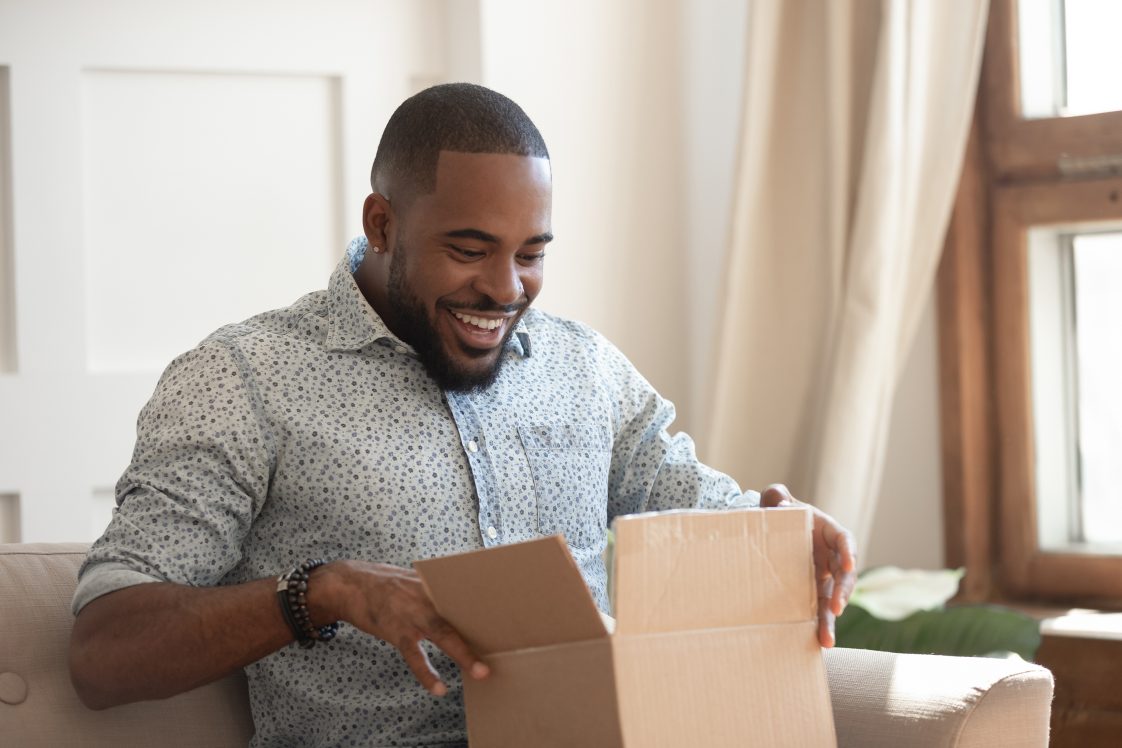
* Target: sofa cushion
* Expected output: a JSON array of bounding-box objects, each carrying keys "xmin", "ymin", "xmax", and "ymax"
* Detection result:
[{"xmin": 0, "ymin": 543, "xmax": 253, "ymax": 747}]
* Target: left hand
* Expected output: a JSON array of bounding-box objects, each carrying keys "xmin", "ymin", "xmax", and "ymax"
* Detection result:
[{"xmin": 760, "ymin": 484, "xmax": 857, "ymax": 648}]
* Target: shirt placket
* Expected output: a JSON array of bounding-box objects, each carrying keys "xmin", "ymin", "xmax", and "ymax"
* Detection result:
[{"xmin": 445, "ymin": 392, "xmax": 505, "ymax": 547}]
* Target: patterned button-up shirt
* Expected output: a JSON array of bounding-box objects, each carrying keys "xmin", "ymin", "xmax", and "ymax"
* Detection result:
[{"xmin": 75, "ymin": 238, "xmax": 756, "ymax": 747}]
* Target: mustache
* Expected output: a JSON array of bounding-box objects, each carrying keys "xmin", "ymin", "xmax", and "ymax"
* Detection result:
[{"xmin": 445, "ymin": 298, "xmax": 529, "ymax": 315}]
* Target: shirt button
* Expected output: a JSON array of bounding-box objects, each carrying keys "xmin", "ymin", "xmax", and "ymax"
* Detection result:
[
  {"xmin": 486, "ymin": 526, "xmax": 498, "ymax": 540},
  {"xmin": 395, "ymin": 345, "xmax": 408, "ymax": 355},
  {"xmin": 467, "ymin": 440, "xmax": 479, "ymax": 453}
]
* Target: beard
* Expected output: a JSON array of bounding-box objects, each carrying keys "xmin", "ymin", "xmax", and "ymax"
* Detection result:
[{"xmin": 386, "ymin": 244, "xmax": 523, "ymax": 393}]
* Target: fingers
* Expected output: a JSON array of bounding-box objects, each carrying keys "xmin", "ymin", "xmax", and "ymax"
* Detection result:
[
  {"xmin": 818, "ymin": 604, "xmax": 837, "ymax": 648},
  {"xmin": 820, "ymin": 519, "xmax": 858, "ymax": 573},
  {"xmin": 817, "ymin": 522, "xmax": 857, "ymax": 615},
  {"xmin": 757, "ymin": 486, "xmax": 856, "ymax": 641},
  {"xmin": 397, "ymin": 634, "xmax": 449, "ymax": 696},
  {"xmin": 817, "ymin": 576, "xmax": 837, "ymax": 647},
  {"xmin": 423, "ymin": 616, "xmax": 490, "ymax": 681},
  {"xmin": 394, "ymin": 618, "xmax": 489, "ymax": 697},
  {"xmin": 760, "ymin": 483, "xmax": 797, "ymax": 508},
  {"xmin": 832, "ymin": 563, "xmax": 857, "ymax": 617},
  {"xmin": 341, "ymin": 561, "xmax": 489, "ymax": 695}
]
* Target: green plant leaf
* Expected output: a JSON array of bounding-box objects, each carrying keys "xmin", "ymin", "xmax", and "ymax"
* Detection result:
[
  {"xmin": 835, "ymin": 603, "xmax": 1041, "ymax": 661},
  {"xmin": 848, "ymin": 566, "xmax": 964, "ymax": 620}
]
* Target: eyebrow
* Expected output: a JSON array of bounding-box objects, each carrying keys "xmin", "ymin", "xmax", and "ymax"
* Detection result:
[{"xmin": 444, "ymin": 228, "xmax": 554, "ymax": 246}]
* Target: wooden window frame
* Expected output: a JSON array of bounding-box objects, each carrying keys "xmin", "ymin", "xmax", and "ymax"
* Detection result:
[{"xmin": 939, "ymin": 0, "xmax": 1122, "ymax": 607}]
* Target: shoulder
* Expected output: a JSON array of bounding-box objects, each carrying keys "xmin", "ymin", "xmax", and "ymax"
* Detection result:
[
  {"xmin": 521, "ymin": 307, "xmax": 614, "ymax": 352},
  {"xmin": 189, "ymin": 289, "xmax": 329, "ymax": 359},
  {"xmin": 211, "ymin": 289, "xmax": 328, "ymax": 347},
  {"xmin": 520, "ymin": 308, "xmax": 644, "ymax": 382},
  {"xmin": 155, "ymin": 290, "xmax": 329, "ymax": 388}
]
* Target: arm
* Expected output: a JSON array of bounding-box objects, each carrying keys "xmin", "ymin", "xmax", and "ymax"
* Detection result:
[
  {"xmin": 70, "ymin": 560, "xmax": 488, "ymax": 710},
  {"xmin": 602, "ymin": 347, "xmax": 750, "ymax": 520},
  {"xmin": 71, "ymin": 338, "xmax": 486, "ymax": 709},
  {"xmin": 594, "ymin": 338, "xmax": 858, "ymax": 646}
]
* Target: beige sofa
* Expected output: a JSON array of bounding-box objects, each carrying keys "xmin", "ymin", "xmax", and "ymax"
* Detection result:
[{"xmin": 1, "ymin": 543, "xmax": 1054, "ymax": 746}]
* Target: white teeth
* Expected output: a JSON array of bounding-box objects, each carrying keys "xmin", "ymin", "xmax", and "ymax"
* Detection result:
[{"xmin": 453, "ymin": 311, "xmax": 503, "ymax": 331}]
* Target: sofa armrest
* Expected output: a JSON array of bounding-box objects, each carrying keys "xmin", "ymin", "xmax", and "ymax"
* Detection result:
[
  {"xmin": 824, "ymin": 647, "xmax": 1054, "ymax": 747},
  {"xmin": 0, "ymin": 543, "xmax": 253, "ymax": 748}
]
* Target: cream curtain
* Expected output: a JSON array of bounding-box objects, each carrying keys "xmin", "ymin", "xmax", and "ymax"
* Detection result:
[{"xmin": 705, "ymin": 0, "xmax": 989, "ymax": 545}]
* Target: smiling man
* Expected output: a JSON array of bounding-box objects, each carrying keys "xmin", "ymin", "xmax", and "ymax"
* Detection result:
[
  {"xmin": 357, "ymin": 147, "xmax": 552, "ymax": 392},
  {"xmin": 68, "ymin": 84, "xmax": 856, "ymax": 748}
]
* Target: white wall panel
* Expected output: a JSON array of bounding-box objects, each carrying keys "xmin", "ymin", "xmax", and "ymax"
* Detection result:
[
  {"xmin": 0, "ymin": 66, "xmax": 15, "ymax": 373},
  {"xmin": 82, "ymin": 70, "xmax": 341, "ymax": 371},
  {"xmin": 0, "ymin": 0, "xmax": 442, "ymax": 541}
]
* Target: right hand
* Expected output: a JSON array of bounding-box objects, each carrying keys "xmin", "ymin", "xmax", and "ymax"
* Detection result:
[{"xmin": 312, "ymin": 560, "xmax": 489, "ymax": 696}]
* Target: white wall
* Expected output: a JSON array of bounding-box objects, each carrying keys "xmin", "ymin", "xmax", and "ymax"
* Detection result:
[{"xmin": 865, "ymin": 300, "xmax": 945, "ymax": 570}]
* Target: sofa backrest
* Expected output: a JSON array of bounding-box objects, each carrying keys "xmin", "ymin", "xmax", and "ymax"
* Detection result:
[{"xmin": 0, "ymin": 543, "xmax": 254, "ymax": 747}]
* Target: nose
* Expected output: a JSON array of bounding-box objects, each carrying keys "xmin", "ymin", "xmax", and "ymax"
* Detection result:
[{"xmin": 474, "ymin": 255, "xmax": 525, "ymax": 307}]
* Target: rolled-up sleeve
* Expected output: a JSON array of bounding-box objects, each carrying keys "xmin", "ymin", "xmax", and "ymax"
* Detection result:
[
  {"xmin": 602, "ymin": 341, "xmax": 758, "ymax": 521},
  {"xmin": 74, "ymin": 335, "xmax": 273, "ymax": 614}
]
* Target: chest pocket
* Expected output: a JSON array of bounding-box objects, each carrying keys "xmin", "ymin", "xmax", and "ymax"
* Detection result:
[{"xmin": 518, "ymin": 422, "xmax": 611, "ymax": 551}]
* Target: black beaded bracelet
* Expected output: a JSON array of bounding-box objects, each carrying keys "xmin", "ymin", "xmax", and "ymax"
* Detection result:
[{"xmin": 276, "ymin": 559, "xmax": 340, "ymax": 649}]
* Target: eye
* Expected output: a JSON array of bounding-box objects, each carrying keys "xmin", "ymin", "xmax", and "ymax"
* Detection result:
[
  {"xmin": 518, "ymin": 252, "xmax": 546, "ymax": 265},
  {"xmin": 449, "ymin": 245, "xmax": 485, "ymax": 260}
]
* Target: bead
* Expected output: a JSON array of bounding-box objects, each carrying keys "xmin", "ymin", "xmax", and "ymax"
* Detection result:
[{"xmin": 276, "ymin": 558, "xmax": 339, "ymax": 649}]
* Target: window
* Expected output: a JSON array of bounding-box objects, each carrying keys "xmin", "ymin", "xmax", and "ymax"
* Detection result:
[
  {"xmin": 1019, "ymin": 0, "xmax": 1122, "ymax": 119},
  {"xmin": 1069, "ymin": 232, "xmax": 1122, "ymax": 544},
  {"xmin": 939, "ymin": 0, "xmax": 1122, "ymax": 605},
  {"xmin": 1029, "ymin": 227, "xmax": 1122, "ymax": 551}
]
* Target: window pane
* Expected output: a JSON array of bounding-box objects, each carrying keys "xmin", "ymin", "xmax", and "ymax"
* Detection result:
[
  {"xmin": 1018, "ymin": 0, "xmax": 1122, "ymax": 118},
  {"xmin": 1072, "ymin": 232, "xmax": 1122, "ymax": 543},
  {"xmin": 1063, "ymin": 0, "xmax": 1122, "ymax": 116}
]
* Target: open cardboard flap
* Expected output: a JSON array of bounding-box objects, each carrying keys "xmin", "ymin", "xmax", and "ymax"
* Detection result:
[
  {"xmin": 609, "ymin": 507, "xmax": 835, "ymax": 747},
  {"xmin": 612, "ymin": 506, "xmax": 816, "ymax": 635},
  {"xmin": 415, "ymin": 534, "xmax": 607, "ymax": 655}
]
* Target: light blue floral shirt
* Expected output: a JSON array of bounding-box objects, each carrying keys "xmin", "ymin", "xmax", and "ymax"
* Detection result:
[{"xmin": 75, "ymin": 237, "xmax": 756, "ymax": 747}]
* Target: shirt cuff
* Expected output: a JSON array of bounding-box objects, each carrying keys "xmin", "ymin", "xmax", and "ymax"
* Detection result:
[
  {"xmin": 731, "ymin": 489, "xmax": 761, "ymax": 507},
  {"xmin": 71, "ymin": 562, "xmax": 165, "ymax": 616}
]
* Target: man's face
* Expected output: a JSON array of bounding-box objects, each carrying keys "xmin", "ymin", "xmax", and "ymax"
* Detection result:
[{"xmin": 384, "ymin": 152, "xmax": 553, "ymax": 392}]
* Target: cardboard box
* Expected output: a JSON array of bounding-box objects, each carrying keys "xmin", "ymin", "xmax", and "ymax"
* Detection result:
[{"xmin": 415, "ymin": 507, "xmax": 836, "ymax": 747}]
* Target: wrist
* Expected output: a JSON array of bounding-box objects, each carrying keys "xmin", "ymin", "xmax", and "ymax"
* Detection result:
[
  {"xmin": 305, "ymin": 560, "xmax": 347, "ymax": 628},
  {"xmin": 277, "ymin": 560, "xmax": 341, "ymax": 648}
]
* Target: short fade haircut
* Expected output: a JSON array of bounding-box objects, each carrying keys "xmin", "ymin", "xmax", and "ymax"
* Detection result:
[{"xmin": 370, "ymin": 82, "xmax": 550, "ymax": 207}]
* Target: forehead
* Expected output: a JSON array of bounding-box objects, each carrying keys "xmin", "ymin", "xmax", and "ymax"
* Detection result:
[{"xmin": 411, "ymin": 151, "xmax": 552, "ymax": 231}]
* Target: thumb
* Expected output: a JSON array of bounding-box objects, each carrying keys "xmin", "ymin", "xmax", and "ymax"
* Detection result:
[{"xmin": 760, "ymin": 483, "xmax": 796, "ymax": 508}]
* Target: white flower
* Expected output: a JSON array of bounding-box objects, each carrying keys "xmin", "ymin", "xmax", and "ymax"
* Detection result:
[{"xmin": 848, "ymin": 567, "xmax": 964, "ymax": 621}]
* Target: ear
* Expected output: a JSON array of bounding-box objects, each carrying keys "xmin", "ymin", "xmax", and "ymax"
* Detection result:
[{"xmin": 362, "ymin": 193, "xmax": 393, "ymax": 253}]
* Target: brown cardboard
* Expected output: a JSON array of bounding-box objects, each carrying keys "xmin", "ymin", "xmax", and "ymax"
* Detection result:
[
  {"xmin": 414, "ymin": 507, "xmax": 837, "ymax": 747},
  {"xmin": 414, "ymin": 533, "xmax": 606, "ymax": 654},
  {"xmin": 613, "ymin": 508, "xmax": 815, "ymax": 634}
]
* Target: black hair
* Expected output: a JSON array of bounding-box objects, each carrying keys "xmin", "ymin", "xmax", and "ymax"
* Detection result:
[{"xmin": 370, "ymin": 82, "xmax": 550, "ymax": 205}]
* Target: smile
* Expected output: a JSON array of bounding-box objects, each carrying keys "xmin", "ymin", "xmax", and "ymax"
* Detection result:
[{"xmin": 451, "ymin": 311, "xmax": 506, "ymax": 331}]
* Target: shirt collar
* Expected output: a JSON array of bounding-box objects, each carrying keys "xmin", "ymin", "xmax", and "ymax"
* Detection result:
[{"xmin": 324, "ymin": 251, "xmax": 533, "ymax": 358}]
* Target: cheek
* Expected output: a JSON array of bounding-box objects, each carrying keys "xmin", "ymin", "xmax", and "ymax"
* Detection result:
[
  {"xmin": 521, "ymin": 267, "xmax": 544, "ymax": 301},
  {"xmin": 412, "ymin": 262, "xmax": 470, "ymax": 305}
]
